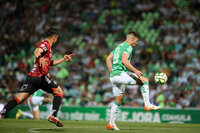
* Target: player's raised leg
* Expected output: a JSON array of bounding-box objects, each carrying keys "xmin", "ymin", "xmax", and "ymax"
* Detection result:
[
  {"xmin": 48, "ymin": 86, "xmax": 63, "ymax": 127},
  {"xmin": 0, "ymin": 92, "xmax": 30, "ymax": 120},
  {"xmin": 138, "ymin": 76, "xmax": 161, "ymax": 111}
]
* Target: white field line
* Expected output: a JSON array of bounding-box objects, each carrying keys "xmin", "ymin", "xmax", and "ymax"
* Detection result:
[
  {"xmin": 28, "ymin": 127, "xmax": 102, "ymax": 133},
  {"xmin": 28, "ymin": 127, "xmax": 174, "ymax": 133}
]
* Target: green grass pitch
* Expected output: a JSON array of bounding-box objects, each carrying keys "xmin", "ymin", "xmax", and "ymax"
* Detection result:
[{"xmin": 0, "ymin": 119, "xmax": 200, "ymax": 133}]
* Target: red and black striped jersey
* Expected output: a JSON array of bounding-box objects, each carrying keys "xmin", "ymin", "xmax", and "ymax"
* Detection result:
[{"xmin": 28, "ymin": 40, "xmax": 52, "ymax": 77}]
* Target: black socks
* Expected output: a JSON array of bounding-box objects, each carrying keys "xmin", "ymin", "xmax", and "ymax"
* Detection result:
[
  {"xmin": 0, "ymin": 98, "xmax": 20, "ymax": 117},
  {"xmin": 52, "ymin": 96, "xmax": 62, "ymax": 117}
]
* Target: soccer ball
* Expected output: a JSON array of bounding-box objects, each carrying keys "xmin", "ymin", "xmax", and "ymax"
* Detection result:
[{"xmin": 154, "ymin": 72, "xmax": 167, "ymax": 85}]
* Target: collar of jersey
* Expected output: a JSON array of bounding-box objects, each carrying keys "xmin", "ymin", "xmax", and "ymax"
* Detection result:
[
  {"xmin": 123, "ymin": 41, "xmax": 130, "ymax": 46},
  {"xmin": 43, "ymin": 40, "xmax": 49, "ymax": 43}
]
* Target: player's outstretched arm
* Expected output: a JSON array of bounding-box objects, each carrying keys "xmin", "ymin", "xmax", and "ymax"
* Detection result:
[
  {"xmin": 122, "ymin": 53, "xmax": 142, "ymax": 77},
  {"xmin": 50, "ymin": 54, "xmax": 74, "ymax": 66},
  {"xmin": 106, "ymin": 53, "xmax": 113, "ymax": 73}
]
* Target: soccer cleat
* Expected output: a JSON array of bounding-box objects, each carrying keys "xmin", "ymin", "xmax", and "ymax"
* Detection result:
[
  {"xmin": 48, "ymin": 116, "xmax": 63, "ymax": 127},
  {"xmin": 16, "ymin": 109, "xmax": 22, "ymax": 119},
  {"xmin": 107, "ymin": 124, "xmax": 120, "ymax": 130},
  {"xmin": 144, "ymin": 104, "xmax": 161, "ymax": 111},
  {"xmin": 114, "ymin": 123, "xmax": 120, "ymax": 130}
]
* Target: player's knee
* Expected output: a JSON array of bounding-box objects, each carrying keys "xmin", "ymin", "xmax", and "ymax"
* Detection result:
[
  {"xmin": 115, "ymin": 94, "xmax": 123, "ymax": 104},
  {"xmin": 57, "ymin": 86, "xmax": 63, "ymax": 94},
  {"xmin": 53, "ymin": 86, "xmax": 63, "ymax": 97},
  {"xmin": 140, "ymin": 76, "xmax": 148, "ymax": 83},
  {"xmin": 144, "ymin": 77, "xmax": 148, "ymax": 82},
  {"xmin": 115, "ymin": 99, "xmax": 122, "ymax": 104}
]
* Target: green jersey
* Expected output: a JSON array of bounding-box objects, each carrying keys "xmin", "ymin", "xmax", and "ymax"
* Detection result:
[
  {"xmin": 32, "ymin": 89, "xmax": 44, "ymax": 97},
  {"xmin": 110, "ymin": 42, "xmax": 133, "ymax": 77}
]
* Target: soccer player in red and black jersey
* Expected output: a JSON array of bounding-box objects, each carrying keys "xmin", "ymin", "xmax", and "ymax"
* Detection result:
[{"xmin": 0, "ymin": 28, "xmax": 73, "ymax": 127}]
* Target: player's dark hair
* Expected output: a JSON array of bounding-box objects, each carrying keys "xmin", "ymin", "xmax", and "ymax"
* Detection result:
[
  {"xmin": 45, "ymin": 28, "xmax": 58, "ymax": 38},
  {"xmin": 127, "ymin": 31, "xmax": 138, "ymax": 38}
]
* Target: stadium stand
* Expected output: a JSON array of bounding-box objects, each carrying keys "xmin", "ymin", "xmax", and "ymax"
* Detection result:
[{"xmin": 0, "ymin": 0, "xmax": 200, "ymax": 108}]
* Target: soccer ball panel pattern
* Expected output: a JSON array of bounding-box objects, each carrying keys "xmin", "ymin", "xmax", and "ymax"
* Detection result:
[{"xmin": 154, "ymin": 72, "xmax": 167, "ymax": 85}]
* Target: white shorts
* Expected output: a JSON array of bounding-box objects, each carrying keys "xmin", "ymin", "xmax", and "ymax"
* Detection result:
[
  {"xmin": 110, "ymin": 72, "xmax": 138, "ymax": 96},
  {"xmin": 28, "ymin": 96, "xmax": 44, "ymax": 112}
]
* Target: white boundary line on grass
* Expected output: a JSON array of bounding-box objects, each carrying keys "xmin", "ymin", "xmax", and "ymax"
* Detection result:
[
  {"xmin": 28, "ymin": 127, "xmax": 174, "ymax": 133},
  {"xmin": 28, "ymin": 127, "xmax": 102, "ymax": 133}
]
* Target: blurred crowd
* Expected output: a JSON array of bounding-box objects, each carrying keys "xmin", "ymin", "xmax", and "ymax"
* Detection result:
[{"xmin": 0, "ymin": 0, "xmax": 200, "ymax": 109}]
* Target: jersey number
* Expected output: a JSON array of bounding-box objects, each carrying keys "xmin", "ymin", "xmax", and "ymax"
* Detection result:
[{"xmin": 113, "ymin": 53, "xmax": 119, "ymax": 64}]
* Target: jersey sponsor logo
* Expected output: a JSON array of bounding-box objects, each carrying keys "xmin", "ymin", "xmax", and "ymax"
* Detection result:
[
  {"xmin": 21, "ymin": 84, "xmax": 28, "ymax": 91},
  {"xmin": 40, "ymin": 44, "xmax": 47, "ymax": 51}
]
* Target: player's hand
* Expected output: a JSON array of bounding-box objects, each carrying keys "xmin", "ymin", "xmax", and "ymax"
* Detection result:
[
  {"xmin": 39, "ymin": 57, "xmax": 48, "ymax": 67},
  {"xmin": 64, "ymin": 54, "xmax": 74, "ymax": 61},
  {"xmin": 134, "ymin": 69, "xmax": 143, "ymax": 78}
]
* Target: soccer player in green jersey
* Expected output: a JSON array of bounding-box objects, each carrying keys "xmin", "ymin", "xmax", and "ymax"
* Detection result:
[
  {"xmin": 106, "ymin": 31, "xmax": 161, "ymax": 130},
  {"xmin": 16, "ymin": 89, "xmax": 52, "ymax": 120}
]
